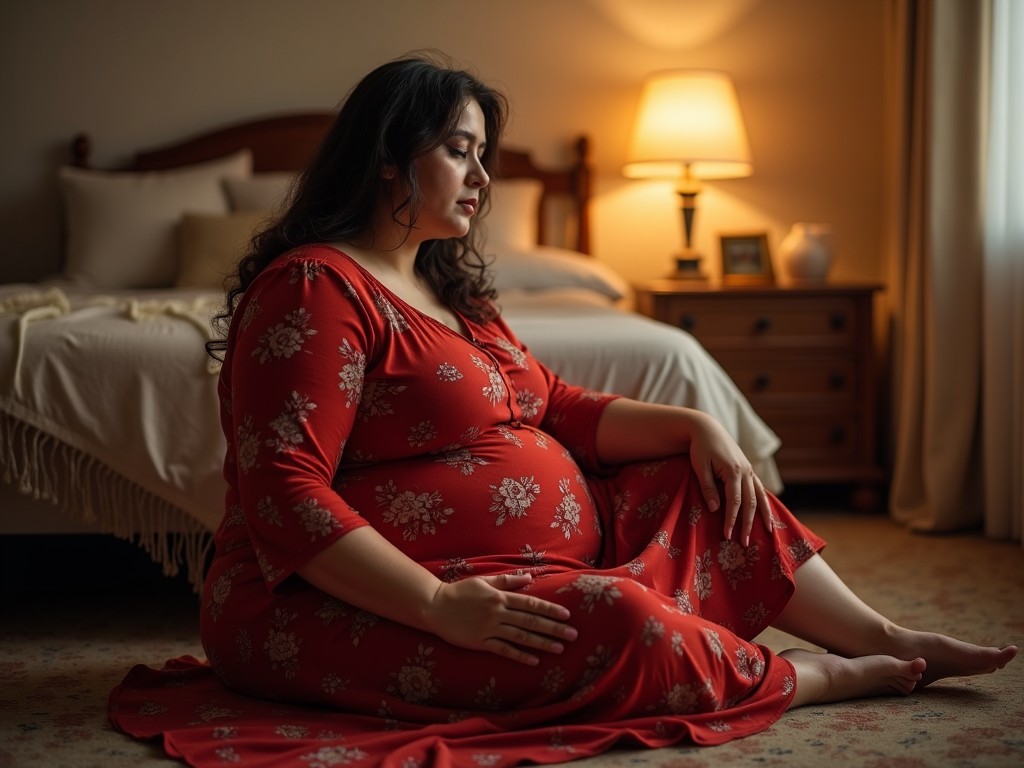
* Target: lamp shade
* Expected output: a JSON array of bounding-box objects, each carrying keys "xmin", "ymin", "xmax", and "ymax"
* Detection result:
[{"xmin": 623, "ymin": 70, "xmax": 752, "ymax": 180}]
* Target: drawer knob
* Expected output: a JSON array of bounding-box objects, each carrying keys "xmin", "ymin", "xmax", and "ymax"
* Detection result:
[
  {"xmin": 828, "ymin": 372, "xmax": 847, "ymax": 389},
  {"xmin": 830, "ymin": 312, "xmax": 847, "ymax": 331},
  {"xmin": 679, "ymin": 313, "xmax": 696, "ymax": 331},
  {"xmin": 754, "ymin": 374, "xmax": 771, "ymax": 391},
  {"xmin": 753, "ymin": 316, "xmax": 772, "ymax": 333}
]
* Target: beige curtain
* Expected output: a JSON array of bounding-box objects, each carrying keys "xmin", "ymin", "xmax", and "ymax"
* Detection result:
[
  {"xmin": 886, "ymin": 0, "xmax": 1024, "ymax": 542},
  {"xmin": 980, "ymin": 0, "xmax": 1024, "ymax": 540}
]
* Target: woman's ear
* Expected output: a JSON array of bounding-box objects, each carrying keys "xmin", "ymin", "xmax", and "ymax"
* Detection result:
[{"xmin": 382, "ymin": 165, "xmax": 397, "ymax": 180}]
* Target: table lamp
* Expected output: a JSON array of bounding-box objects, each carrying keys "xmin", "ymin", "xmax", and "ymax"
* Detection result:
[{"xmin": 624, "ymin": 70, "xmax": 752, "ymax": 279}]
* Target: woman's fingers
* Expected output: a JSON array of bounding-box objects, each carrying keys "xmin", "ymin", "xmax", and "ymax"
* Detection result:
[
  {"xmin": 507, "ymin": 590, "xmax": 572, "ymax": 621},
  {"xmin": 721, "ymin": 470, "xmax": 743, "ymax": 541},
  {"xmin": 734, "ymin": 475, "xmax": 778, "ymax": 546},
  {"xmin": 736, "ymin": 476, "xmax": 777, "ymax": 547},
  {"xmin": 470, "ymin": 575, "xmax": 577, "ymax": 664},
  {"xmin": 698, "ymin": 462, "xmax": 721, "ymax": 513},
  {"xmin": 757, "ymin": 480, "xmax": 774, "ymax": 533},
  {"xmin": 484, "ymin": 575, "xmax": 571, "ymax": 620},
  {"xmin": 505, "ymin": 597, "xmax": 578, "ymax": 640},
  {"xmin": 736, "ymin": 476, "xmax": 755, "ymax": 545},
  {"xmin": 484, "ymin": 572, "xmax": 533, "ymax": 591},
  {"xmin": 482, "ymin": 611, "xmax": 577, "ymax": 666},
  {"xmin": 481, "ymin": 637, "xmax": 543, "ymax": 666},
  {"xmin": 496, "ymin": 622, "xmax": 567, "ymax": 653},
  {"xmin": 714, "ymin": 465, "xmax": 775, "ymax": 546}
]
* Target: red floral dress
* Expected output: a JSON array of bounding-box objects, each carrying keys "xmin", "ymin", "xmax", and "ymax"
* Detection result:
[{"xmin": 109, "ymin": 245, "xmax": 825, "ymax": 767}]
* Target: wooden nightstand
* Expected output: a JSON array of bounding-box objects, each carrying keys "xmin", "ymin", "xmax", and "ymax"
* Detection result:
[{"xmin": 633, "ymin": 281, "xmax": 885, "ymax": 507}]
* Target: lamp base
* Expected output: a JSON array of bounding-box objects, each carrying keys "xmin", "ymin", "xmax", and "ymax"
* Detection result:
[{"xmin": 668, "ymin": 254, "xmax": 709, "ymax": 282}]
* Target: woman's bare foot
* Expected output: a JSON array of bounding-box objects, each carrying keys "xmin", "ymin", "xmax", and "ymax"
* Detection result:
[
  {"xmin": 781, "ymin": 649, "xmax": 927, "ymax": 709},
  {"xmin": 884, "ymin": 629, "xmax": 1018, "ymax": 687}
]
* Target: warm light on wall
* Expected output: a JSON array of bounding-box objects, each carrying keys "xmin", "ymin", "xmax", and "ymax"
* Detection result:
[
  {"xmin": 623, "ymin": 69, "xmax": 752, "ymax": 278},
  {"xmin": 590, "ymin": 0, "xmax": 759, "ymax": 50}
]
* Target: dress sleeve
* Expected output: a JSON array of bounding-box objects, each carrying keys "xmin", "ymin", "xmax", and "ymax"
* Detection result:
[
  {"xmin": 224, "ymin": 251, "xmax": 372, "ymax": 588},
  {"xmin": 536, "ymin": 361, "xmax": 620, "ymax": 473}
]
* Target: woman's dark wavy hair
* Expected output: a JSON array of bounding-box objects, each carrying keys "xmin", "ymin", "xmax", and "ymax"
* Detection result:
[{"xmin": 206, "ymin": 53, "xmax": 508, "ymax": 360}]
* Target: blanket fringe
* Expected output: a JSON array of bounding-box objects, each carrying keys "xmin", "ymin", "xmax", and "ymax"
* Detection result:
[{"xmin": 0, "ymin": 410, "xmax": 213, "ymax": 592}]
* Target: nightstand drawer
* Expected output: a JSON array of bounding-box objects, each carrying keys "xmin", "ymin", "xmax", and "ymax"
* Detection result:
[
  {"xmin": 765, "ymin": 410, "xmax": 864, "ymax": 466},
  {"xmin": 632, "ymin": 281, "xmax": 884, "ymax": 502},
  {"xmin": 716, "ymin": 356, "xmax": 859, "ymax": 404},
  {"xmin": 654, "ymin": 296, "xmax": 857, "ymax": 349}
]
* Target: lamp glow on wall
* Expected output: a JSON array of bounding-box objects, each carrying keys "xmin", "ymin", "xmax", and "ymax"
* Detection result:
[{"xmin": 624, "ymin": 69, "xmax": 752, "ymax": 279}]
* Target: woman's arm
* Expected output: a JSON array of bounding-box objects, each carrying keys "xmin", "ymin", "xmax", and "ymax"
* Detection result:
[
  {"xmin": 298, "ymin": 524, "xmax": 578, "ymax": 667},
  {"xmin": 509, "ymin": 320, "xmax": 773, "ymax": 545},
  {"xmin": 595, "ymin": 398, "xmax": 773, "ymax": 545}
]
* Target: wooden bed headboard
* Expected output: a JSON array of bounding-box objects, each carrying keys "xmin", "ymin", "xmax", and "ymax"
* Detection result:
[{"xmin": 70, "ymin": 112, "xmax": 592, "ymax": 253}]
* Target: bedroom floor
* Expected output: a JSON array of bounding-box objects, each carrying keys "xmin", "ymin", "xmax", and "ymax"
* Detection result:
[{"xmin": 2, "ymin": 505, "xmax": 1023, "ymax": 768}]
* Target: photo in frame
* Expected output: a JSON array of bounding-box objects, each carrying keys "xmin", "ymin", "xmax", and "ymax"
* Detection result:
[{"xmin": 719, "ymin": 232, "xmax": 774, "ymax": 286}]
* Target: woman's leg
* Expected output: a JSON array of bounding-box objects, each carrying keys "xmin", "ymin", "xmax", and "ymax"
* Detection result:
[{"xmin": 773, "ymin": 554, "xmax": 1018, "ymax": 688}]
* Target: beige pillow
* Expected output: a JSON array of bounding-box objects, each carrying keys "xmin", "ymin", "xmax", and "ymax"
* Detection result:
[
  {"xmin": 483, "ymin": 179, "xmax": 543, "ymax": 250},
  {"xmin": 490, "ymin": 245, "xmax": 629, "ymax": 300},
  {"xmin": 176, "ymin": 212, "xmax": 266, "ymax": 290},
  {"xmin": 58, "ymin": 150, "xmax": 253, "ymax": 289},
  {"xmin": 225, "ymin": 173, "xmax": 296, "ymax": 212}
]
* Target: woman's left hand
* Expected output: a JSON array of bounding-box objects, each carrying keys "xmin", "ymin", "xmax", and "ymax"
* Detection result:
[
  {"xmin": 594, "ymin": 399, "xmax": 774, "ymax": 545},
  {"xmin": 685, "ymin": 411, "xmax": 773, "ymax": 545}
]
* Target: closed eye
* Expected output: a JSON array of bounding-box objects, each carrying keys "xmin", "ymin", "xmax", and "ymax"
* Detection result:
[{"xmin": 447, "ymin": 146, "xmax": 469, "ymax": 159}]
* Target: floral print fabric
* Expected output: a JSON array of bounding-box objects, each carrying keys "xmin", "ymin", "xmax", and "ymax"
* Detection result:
[{"xmin": 109, "ymin": 245, "xmax": 826, "ymax": 767}]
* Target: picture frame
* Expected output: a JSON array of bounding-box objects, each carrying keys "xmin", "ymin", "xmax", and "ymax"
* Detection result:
[{"xmin": 719, "ymin": 232, "xmax": 774, "ymax": 286}]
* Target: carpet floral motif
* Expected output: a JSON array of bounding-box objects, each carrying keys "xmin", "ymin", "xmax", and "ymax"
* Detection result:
[{"xmin": 1, "ymin": 513, "xmax": 1021, "ymax": 767}]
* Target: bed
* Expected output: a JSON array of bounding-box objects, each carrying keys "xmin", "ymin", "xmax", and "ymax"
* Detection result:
[{"xmin": 0, "ymin": 112, "xmax": 780, "ymax": 589}]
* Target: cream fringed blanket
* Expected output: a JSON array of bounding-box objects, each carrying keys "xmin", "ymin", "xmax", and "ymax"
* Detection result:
[{"xmin": 0, "ymin": 284, "xmax": 224, "ymax": 590}]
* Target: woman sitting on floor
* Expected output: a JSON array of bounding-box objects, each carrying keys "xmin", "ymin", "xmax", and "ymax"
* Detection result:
[{"xmin": 109, "ymin": 53, "xmax": 1017, "ymax": 768}]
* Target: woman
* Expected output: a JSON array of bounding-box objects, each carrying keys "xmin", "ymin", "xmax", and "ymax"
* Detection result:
[{"xmin": 110, "ymin": 54, "xmax": 1016, "ymax": 767}]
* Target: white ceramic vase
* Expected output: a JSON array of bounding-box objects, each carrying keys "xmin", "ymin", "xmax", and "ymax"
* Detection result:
[{"xmin": 778, "ymin": 223, "xmax": 833, "ymax": 283}]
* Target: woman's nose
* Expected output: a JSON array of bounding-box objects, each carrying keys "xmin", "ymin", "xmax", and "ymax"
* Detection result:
[{"xmin": 469, "ymin": 159, "xmax": 489, "ymax": 188}]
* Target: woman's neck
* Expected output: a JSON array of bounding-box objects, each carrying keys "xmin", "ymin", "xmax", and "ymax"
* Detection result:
[
  {"xmin": 338, "ymin": 242, "xmax": 417, "ymax": 279},
  {"xmin": 339, "ymin": 205, "xmax": 422, "ymax": 278}
]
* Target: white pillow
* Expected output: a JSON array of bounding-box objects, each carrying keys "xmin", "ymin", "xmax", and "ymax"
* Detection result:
[
  {"xmin": 490, "ymin": 245, "xmax": 629, "ymax": 301},
  {"xmin": 483, "ymin": 179, "xmax": 543, "ymax": 250},
  {"xmin": 225, "ymin": 173, "xmax": 296, "ymax": 213},
  {"xmin": 176, "ymin": 212, "xmax": 267, "ymax": 290},
  {"xmin": 58, "ymin": 150, "xmax": 253, "ymax": 289}
]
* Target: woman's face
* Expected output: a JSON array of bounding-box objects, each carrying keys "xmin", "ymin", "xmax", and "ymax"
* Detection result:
[{"xmin": 410, "ymin": 98, "xmax": 490, "ymax": 241}]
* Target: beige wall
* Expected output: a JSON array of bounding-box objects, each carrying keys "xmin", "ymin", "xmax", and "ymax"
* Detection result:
[{"xmin": 0, "ymin": 0, "xmax": 887, "ymax": 286}]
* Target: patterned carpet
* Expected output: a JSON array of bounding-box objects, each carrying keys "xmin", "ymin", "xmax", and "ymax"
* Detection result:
[{"xmin": 1, "ymin": 510, "xmax": 1022, "ymax": 768}]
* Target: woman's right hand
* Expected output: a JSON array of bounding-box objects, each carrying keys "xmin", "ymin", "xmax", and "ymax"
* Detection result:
[{"xmin": 424, "ymin": 573, "xmax": 577, "ymax": 666}]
